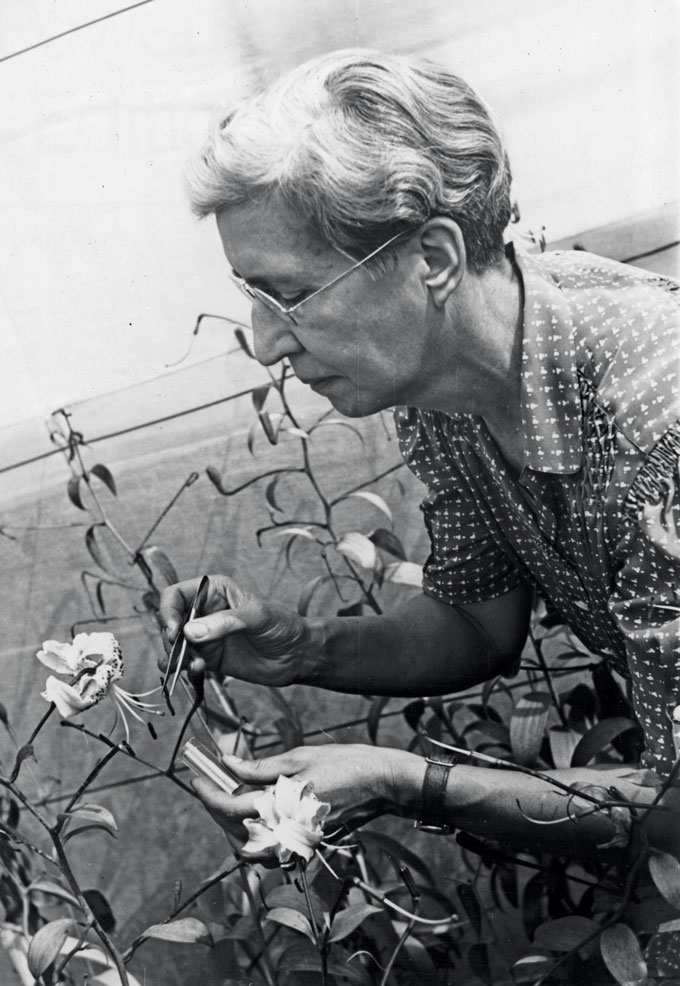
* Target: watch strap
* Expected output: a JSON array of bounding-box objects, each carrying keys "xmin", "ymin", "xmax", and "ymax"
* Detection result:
[{"xmin": 416, "ymin": 753, "xmax": 457, "ymax": 834}]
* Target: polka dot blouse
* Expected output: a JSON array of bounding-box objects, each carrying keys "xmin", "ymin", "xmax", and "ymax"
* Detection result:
[{"xmin": 394, "ymin": 245, "xmax": 680, "ymax": 776}]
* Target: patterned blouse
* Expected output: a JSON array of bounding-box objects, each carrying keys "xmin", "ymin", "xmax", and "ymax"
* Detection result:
[{"xmin": 395, "ymin": 245, "xmax": 680, "ymax": 775}]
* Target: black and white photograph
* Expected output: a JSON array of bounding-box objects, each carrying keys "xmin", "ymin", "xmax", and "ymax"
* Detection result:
[{"xmin": 1, "ymin": 3, "xmax": 679, "ymax": 984}]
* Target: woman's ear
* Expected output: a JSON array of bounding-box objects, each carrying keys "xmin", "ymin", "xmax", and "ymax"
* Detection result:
[{"xmin": 418, "ymin": 218, "xmax": 466, "ymax": 307}]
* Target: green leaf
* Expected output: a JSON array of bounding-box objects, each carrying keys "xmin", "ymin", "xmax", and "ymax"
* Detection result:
[
  {"xmin": 85, "ymin": 525, "xmax": 112, "ymax": 574},
  {"xmin": 234, "ymin": 327, "xmax": 255, "ymax": 359},
  {"xmin": 548, "ymin": 725, "xmax": 582, "ymax": 769},
  {"xmin": 370, "ymin": 528, "xmax": 407, "ymax": 560},
  {"xmin": 67, "ymin": 475, "xmax": 86, "ymax": 510},
  {"xmin": 10, "ymin": 743, "xmax": 36, "ymax": 781},
  {"xmin": 90, "ymin": 464, "xmax": 117, "ymax": 496},
  {"xmin": 27, "ymin": 918, "xmax": 78, "ymax": 978},
  {"xmin": 83, "ymin": 888, "xmax": 116, "ymax": 933},
  {"xmin": 279, "ymin": 941, "xmax": 366, "ymax": 982},
  {"xmin": 298, "ymin": 573, "xmax": 335, "ymax": 616},
  {"xmin": 336, "ymin": 531, "xmax": 378, "ymax": 571},
  {"xmin": 534, "ymin": 915, "xmax": 600, "ymax": 951},
  {"xmin": 600, "ymin": 923, "xmax": 647, "ymax": 986},
  {"xmin": 251, "ymin": 384, "xmax": 271, "ymax": 412},
  {"xmin": 458, "ymin": 884, "xmax": 482, "ymax": 936},
  {"xmin": 265, "ymin": 476, "xmax": 282, "ymax": 512},
  {"xmin": 28, "ymin": 880, "xmax": 81, "ymax": 910},
  {"xmin": 384, "ymin": 561, "xmax": 423, "ymax": 586},
  {"xmin": 467, "ymin": 942, "xmax": 493, "ymax": 986},
  {"xmin": 142, "ymin": 917, "xmax": 214, "ymax": 947},
  {"xmin": 328, "ymin": 903, "xmax": 381, "ymax": 942},
  {"xmin": 346, "ymin": 491, "xmax": 392, "ymax": 523},
  {"xmin": 259, "ymin": 410, "xmax": 278, "ymax": 445},
  {"xmin": 649, "ymin": 852, "xmax": 680, "ymax": 910},
  {"xmin": 367, "ymin": 695, "xmax": 390, "ymax": 744},
  {"xmin": 265, "ymin": 906, "xmax": 316, "ymax": 942},
  {"xmin": 571, "ymin": 717, "xmax": 640, "ymax": 767},
  {"xmin": 266, "ymin": 884, "xmax": 327, "ymax": 919},
  {"xmin": 59, "ymin": 803, "xmax": 118, "ymax": 843},
  {"xmin": 309, "ymin": 418, "xmax": 365, "ymax": 445},
  {"xmin": 509, "ymin": 691, "xmax": 551, "ymax": 766},
  {"xmin": 140, "ymin": 545, "xmax": 179, "ymax": 587}
]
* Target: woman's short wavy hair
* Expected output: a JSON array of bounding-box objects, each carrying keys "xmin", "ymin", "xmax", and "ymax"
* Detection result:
[{"xmin": 187, "ymin": 49, "xmax": 512, "ymax": 273}]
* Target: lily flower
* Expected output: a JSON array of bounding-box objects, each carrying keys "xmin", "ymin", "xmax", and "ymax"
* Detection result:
[
  {"xmin": 241, "ymin": 775, "xmax": 331, "ymax": 864},
  {"xmin": 36, "ymin": 632, "xmax": 163, "ymax": 743}
]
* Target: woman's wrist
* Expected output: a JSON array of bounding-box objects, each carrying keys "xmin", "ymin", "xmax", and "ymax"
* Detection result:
[{"xmin": 381, "ymin": 749, "xmax": 429, "ymax": 818}]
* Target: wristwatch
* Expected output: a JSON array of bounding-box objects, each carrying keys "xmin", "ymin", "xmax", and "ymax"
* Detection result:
[{"xmin": 415, "ymin": 752, "xmax": 457, "ymax": 834}]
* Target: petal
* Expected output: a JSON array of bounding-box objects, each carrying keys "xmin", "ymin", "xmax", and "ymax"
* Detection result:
[
  {"xmin": 41, "ymin": 676, "xmax": 92, "ymax": 717},
  {"xmin": 36, "ymin": 640, "xmax": 81, "ymax": 674},
  {"xmin": 272, "ymin": 776, "xmax": 307, "ymax": 818},
  {"xmin": 294, "ymin": 792, "xmax": 331, "ymax": 831},
  {"xmin": 273, "ymin": 818, "xmax": 322, "ymax": 862},
  {"xmin": 252, "ymin": 788, "xmax": 279, "ymax": 828},
  {"xmin": 241, "ymin": 818, "xmax": 280, "ymax": 858}
]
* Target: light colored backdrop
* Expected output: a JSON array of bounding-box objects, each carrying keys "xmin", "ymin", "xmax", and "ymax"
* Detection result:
[{"xmin": 1, "ymin": 0, "xmax": 678, "ymax": 427}]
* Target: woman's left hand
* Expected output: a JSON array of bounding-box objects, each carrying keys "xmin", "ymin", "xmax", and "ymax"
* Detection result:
[{"xmin": 191, "ymin": 743, "xmax": 424, "ymax": 845}]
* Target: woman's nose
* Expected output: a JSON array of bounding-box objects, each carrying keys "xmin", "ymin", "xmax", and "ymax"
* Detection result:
[{"xmin": 252, "ymin": 305, "xmax": 302, "ymax": 366}]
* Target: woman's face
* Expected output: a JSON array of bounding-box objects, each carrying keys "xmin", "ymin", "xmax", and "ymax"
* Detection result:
[{"xmin": 216, "ymin": 197, "xmax": 436, "ymax": 418}]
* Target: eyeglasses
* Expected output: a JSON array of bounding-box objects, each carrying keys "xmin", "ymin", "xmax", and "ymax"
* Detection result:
[{"xmin": 230, "ymin": 229, "xmax": 408, "ymax": 325}]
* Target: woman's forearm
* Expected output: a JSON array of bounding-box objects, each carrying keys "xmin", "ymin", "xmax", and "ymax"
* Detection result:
[
  {"xmin": 299, "ymin": 585, "xmax": 530, "ymax": 696},
  {"xmin": 388, "ymin": 754, "xmax": 679, "ymax": 858}
]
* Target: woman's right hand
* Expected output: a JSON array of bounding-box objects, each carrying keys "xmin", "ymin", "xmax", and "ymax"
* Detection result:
[{"xmin": 158, "ymin": 574, "xmax": 315, "ymax": 687}]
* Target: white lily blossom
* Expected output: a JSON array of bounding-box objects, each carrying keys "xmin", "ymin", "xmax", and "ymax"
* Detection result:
[
  {"xmin": 36, "ymin": 632, "xmax": 162, "ymax": 742},
  {"xmin": 241, "ymin": 775, "xmax": 331, "ymax": 864}
]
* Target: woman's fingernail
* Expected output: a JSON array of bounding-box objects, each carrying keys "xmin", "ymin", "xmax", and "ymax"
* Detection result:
[{"xmin": 187, "ymin": 621, "xmax": 208, "ymax": 639}]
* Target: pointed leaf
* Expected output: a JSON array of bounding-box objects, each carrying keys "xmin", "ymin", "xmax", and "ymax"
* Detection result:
[
  {"xmin": 90, "ymin": 464, "xmax": 117, "ymax": 496},
  {"xmin": 328, "ymin": 904, "xmax": 381, "ymax": 942},
  {"xmin": 534, "ymin": 916, "xmax": 600, "ymax": 951},
  {"xmin": 284, "ymin": 426, "xmax": 309, "ymax": 440},
  {"xmin": 548, "ymin": 725, "xmax": 582, "ymax": 769},
  {"xmin": 384, "ymin": 561, "xmax": 423, "ymax": 586},
  {"xmin": 467, "ymin": 942, "xmax": 492, "ymax": 986},
  {"xmin": 140, "ymin": 545, "xmax": 179, "ymax": 587},
  {"xmin": 259, "ymin": 410, "xmax": 277, "ymax": 445},
  {"xmin": 367, "ymin": 695, "xmax": 390, "ymax": 744},
  {"xmin": 27, "ymin": 918, "xmax": 78, "ymax": 978},
  {"xmin": 251, "ymin": 384, "xmax": 271, "ymax": 412},
  {"xmin": 83, "ymin": 888, "xmax": 116, "ymax": 933},
  {"xmin": 346, "ymin": 491, "xmax": 393, "ymax": 523},
  {"xmin": 266, "ymin": 884, "xmax": 327, "ymax": 919},
  {"xmin": 298, "ymin": 573, "xmax": 335, "ymax": 616},
  {"xmin": 265, "ymin": 906, "xmax": 316, "ymax": 942},
  {"xmin": 265, "ymin": 476, "xmax": 282, "ymax": 512},
  {"xmin": 10, "ymin": 743, "xmax": 36, "ymax": 781},
  {"xmin": 28, "ymin": 880, "xmax": 81, "ymax": 910},
  {"xmin": 270, "ymin": 526, "xmax": 317, "ymax": 542},
  {"xmin": 279, "ymin": 941, "xmax": 365, "ymax": 982},
  {"xmin": 571, "ymin": 718, "xmax": 640, "ymax": 767},
  {"xmin": 600, "ymin": 923, "xmax": 647, "ymax": 986},
  {"xmin": 509, "ymin": 691, "xmax": 551, "ymax": 766},
  {"xmin": 649, "ymin": 852, "xmax": 680, "ymax": 910},
  {"xmin": 336, "ymin": 532, "xmax": 378, "ymax": 571},
  {"xmin": 458, "ymin": 884, "xmax": 482, "ymax": 936},
  {"xmin": 142, "ymin": 917, "xmax": 214, "ymax": 947},
  {"xmin": 234, "ymin": 327, "xmax": 255, "ymax": 359},
  {"xmin": 95, "ymin": 580, "xmax": 107, "ymax": 615},
  {"xmin": 59, "ymin": 803, "xmax": 118, "ymax": 842},
  {"xmin": 67, "ymin": 475, "xmax": 86, "ymax": 510},
  {"xmin": 370, "ymin": 528, "xmax": 407, "ymax": 560},
  {"xmin": 85, "ymin": 526, "xmax": 111, "ymax": 574}
]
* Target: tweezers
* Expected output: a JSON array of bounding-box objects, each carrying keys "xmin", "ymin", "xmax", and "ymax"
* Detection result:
[{"xmin": 162, "ymin": 574, "xmax": 210, "ymax": 697}]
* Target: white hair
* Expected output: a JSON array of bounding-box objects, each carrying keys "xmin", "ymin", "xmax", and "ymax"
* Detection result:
[{"xmin": 187, "ymin": 49, "xmax": 512, "ymax": 272}]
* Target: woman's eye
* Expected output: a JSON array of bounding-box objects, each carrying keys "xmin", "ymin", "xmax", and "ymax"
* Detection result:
[{"xmin": 279, "ymin": 290, "xmax": 308, "ymax": 305}]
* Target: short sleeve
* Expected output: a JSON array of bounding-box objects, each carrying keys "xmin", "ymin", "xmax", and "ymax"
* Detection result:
[
  {"xmin": 394, "ymin": 406, "xmax": 521, "ymax": 605},
  {"xmin": 609, "ymin": 422, "xmax": 680, "ymax": 776}
]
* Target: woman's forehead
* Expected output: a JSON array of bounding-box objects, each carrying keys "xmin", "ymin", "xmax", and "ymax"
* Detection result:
[{"xmin": 216, "ymin": 198, "xmax": 335, "ymax": 282}]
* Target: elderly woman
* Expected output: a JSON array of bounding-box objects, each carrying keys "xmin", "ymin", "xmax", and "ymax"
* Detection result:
[{"xmin": 160, "ymin": 49, "xmax": 680, "ymax": 856}]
